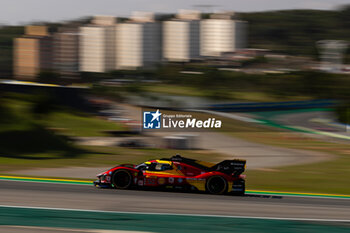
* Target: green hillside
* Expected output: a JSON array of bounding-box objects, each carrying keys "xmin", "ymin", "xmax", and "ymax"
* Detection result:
[{"xmin": 240, "ymin": 6, "xmax": 350, "ymax": 60}]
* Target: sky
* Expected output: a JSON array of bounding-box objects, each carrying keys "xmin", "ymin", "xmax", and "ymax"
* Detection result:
[{"xmin": 1, "ymin": 0, "xmax": 349, "ymax": 25}]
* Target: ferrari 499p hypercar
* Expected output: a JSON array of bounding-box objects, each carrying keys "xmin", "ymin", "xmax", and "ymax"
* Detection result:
[{"xmin": 94, "ymin": 155, "xmax": 246, "ymax": 195}]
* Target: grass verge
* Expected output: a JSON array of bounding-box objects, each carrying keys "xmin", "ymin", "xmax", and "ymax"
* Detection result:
[
  {"xmin": 44, "ymin": 112, "xmax": 125, "ymax": 137},
  {"xmin": 0, "ymin": 145, "xmax": 226, "ymax": 171},
  {"xmin": 233, "ymin": 131, "xmax": 350, "ymax": 195},
  {"xmin": 142, "ymin": 84, "xmax": 310, "ymax": 102}
]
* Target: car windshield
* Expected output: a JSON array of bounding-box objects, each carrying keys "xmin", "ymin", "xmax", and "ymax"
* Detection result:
[
  {"xmin": 135, "ymin": 162, "xmax": 173, "ymax": 171},
  {"xmin": 135, "ymin": 163, "xmax": 147, "ymax": 170},
  {"xmin": 155, "ymin": 163, "xmax": 173, "ymax": 171}
]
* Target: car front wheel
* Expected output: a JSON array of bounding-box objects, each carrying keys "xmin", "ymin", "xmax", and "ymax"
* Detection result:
[{"xmin": 112, "ymin": 170, "xmax": 132, "ymax": 189}]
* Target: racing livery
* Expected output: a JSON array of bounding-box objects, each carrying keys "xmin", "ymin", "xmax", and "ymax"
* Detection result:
[{"xmin": 94, "ymin": 155, "xmax": 246, "ymax": 195}]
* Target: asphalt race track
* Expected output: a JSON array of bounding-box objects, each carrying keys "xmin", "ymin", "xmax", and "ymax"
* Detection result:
[{"xmin": 0, "ymin": 180, "xmax": 349, "ymax": 220}]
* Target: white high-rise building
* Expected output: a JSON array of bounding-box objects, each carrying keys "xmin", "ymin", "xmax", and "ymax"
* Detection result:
[
  {"xmin": 163, "ymin": 10, "xmax": 200, "ymax": 62},
  {"xmin": 201, "ymin": 18, "xmax": 247, "ymax": 57},
  {"xmin": 79, "ymin": 16, "xmax": 116, "ymax": 73},
  {"xmin": 115, "ymin": 13, "xmax": 161, "ymax": 69}
]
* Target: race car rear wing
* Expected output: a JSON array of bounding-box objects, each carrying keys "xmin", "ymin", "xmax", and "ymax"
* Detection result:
[{"xmin": 210, "ymin": 160, "xmax": 246, "ymax": 176}]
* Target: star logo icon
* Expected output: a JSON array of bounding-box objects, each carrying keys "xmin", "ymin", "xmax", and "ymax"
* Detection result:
[{"xmin": 151, "ymin": 109, "xmax": 162, "ymax": 122}]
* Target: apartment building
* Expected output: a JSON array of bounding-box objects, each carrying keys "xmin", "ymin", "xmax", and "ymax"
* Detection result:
[
  {"xmin": 53, "ymin": 27, "xmax": 80, "ymax": 77},
  {"xmin": 13, "ymin": 26, "xmax": 53, "ymax": 79},
  {"xmin": 115, "ymin": 12, "xmax": 162, "ymax": 69},
  {"xmin": 14, "ymin": 12, "xmax": 249, "ymax": 77},
  {"xmin": 163, "ymin": 10, "xmax": 200, "ymax": 62},
  {"xmin": 201, "ymin": 13, "xmax": 247, "ymax": 56},
  {"xmin": 79, "ymin": 16, "xmax": 116, "ymax": 73}
]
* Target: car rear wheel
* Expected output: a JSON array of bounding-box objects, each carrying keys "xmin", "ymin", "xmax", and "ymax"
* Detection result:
[
  {"xmin": 206, "ymin": 176, "xmax": 227, "ymax": 194},
  {"xmin": 112, "ymin": 170, "xmax": 132, "ymax": 189}
]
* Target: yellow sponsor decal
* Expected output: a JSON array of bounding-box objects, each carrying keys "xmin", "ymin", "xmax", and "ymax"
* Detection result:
[
  {"xmin": 158, "ymin": 178, "xmax": 166, "ymax": 185},
  {"xmin": 227, "ymin": 181, "xmax": 233, "ymax": 193},
  {"xmin": 186, "ymin": 178, "xmax": 206, "ymax": 191}
]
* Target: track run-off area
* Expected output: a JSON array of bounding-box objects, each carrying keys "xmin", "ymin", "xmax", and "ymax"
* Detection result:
[{"xmin": 0, "ymin": 176, "xmax": 349, "ymax": 232}]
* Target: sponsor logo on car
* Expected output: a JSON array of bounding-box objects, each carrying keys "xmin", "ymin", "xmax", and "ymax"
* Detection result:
[
  {"xmin": 186, "ymin": 178, "xmax": 205, "ymax": 181},
  {"xmin": 158, "ymin": 178, "xmax": 166, "ymax": 185},
  {"xmin": 145, "ymin": 178, "xmax": 156, "ymax": 185},
  {"xmin": 138, "ymin": 180, "xmax": 144, "ymax": 186}
]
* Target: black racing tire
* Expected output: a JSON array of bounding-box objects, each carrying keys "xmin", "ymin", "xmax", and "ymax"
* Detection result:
[
  {"xmin": 112, "ymin": 170, "xmax": 132, "ymax": 189},
  {"xmin": 206, "ymin": 176, "xmax": 227, "ymax": 195}
]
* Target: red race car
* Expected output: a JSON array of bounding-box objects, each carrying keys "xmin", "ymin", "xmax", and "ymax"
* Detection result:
[{"xmin": 94, "ymin": 155, "xmax": 246, "ymax": 195}]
